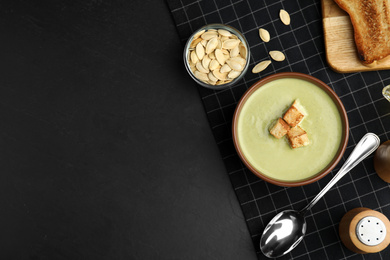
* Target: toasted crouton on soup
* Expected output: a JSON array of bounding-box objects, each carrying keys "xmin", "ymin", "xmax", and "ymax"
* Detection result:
[
  {"xmin": 269, "ymin": 118, "xmax": 290, "ymax": 139},
  {"xmin": 283, "ymin": 100, "xmax": 306, "ymax": 127},
  {"xmin": 287, "ymin": 126, "xmax": 309, "ymax": 149}
]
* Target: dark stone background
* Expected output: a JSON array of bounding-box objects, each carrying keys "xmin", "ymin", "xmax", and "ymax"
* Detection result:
[{"xmin": 0, "ymin": 0, "xmax": 257, "ymax": 259}]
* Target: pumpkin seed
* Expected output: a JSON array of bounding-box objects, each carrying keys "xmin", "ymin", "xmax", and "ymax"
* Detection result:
[
  {"xmin": 221, "ymin": 36, "xmax": 230, "ymax": 42},
  {"xmin": 215, "ymin": 49, "xmax": 226, "ymax": 65},
  {"xmin": 230, "ymin": 45, "xmax": 239, "ymax": 58},
  {"xmin": 202, "ymin": 55, "xmax": 211, "ymax": 70},
  {"xmin": 252, "ymin": 60, "xmax": 271, "ymax": 73},
  {"xmin": 190, "ymin": 37, "xmax": 202, "ymax": 49},
  {"xmin": 228, "ymin": 70, "xmax": 241, "ymax": 79},
  {"xmin": 190, "ymin": 51, "xmax": 198, "ymax": 64},
  {"xmin": 193, "ymin": 29, "xmax": 205, "ymax": 40},
  {"xmin": 226, "ymin": 59, "xmax": 243, "ymax": 71},
  {"xmin": 212, "ymin": 69, "xmax": 228, "ymax": 81},
  {"xmin": 196, "ymin": 61, "xmax": 209, "ymax": 74},
  {"xmin": 190, "ymin": 65, "xmax": 196, "ymax": 73},
  {"xmin": 221, "ymin": 49, "xmax": 229, "ymax": 55},
  {"xmin": 220, "ymin": 64, "xmax": 232, "ymax": 73},
  {"xmin": 194, "ymin": 70, "xmax": 209, "ymax": 81},
  {"xmin": 205, "ymin": 37, "xmax": 218, "ymax": 54},
  {"xmin": 218, "ymin": 29, "xmax": 232, "ymax": 37},
  {"xmin": 208, "ymin": 72, "xmax": 218, "ymax": 82},
  {"xmin": 259, "ymin": 28, "xmax": 270, "ymax": 42},
  {"xmin": 196, "ymin": 42, "xmax": 205, "ymax": 60},
  {"xmin": 279, "ymin": 9, "xmax": 290, "ymax": 25},
  {"xmin": 216, "ymin": 39, "xmax": 222, "ymax": 49},
  {"xmin": 239, "ymin": 43, "xmax": 247, "ymax": 59},
  {"xmin": 208, "ymin": 51, "xmax": 215, "ymax": 60},
  {"xmin": 223, "ymin": 50, "xmax": 230, "ymax": 61},
  {"xmin": 201, "ymin": 31, "xmax": 218, "ymax": 40},
  {"xmin": 269, "ymin": 50, "xmax": 285, "ymax": 61},
  {"xmin": 209, "ymin": 59, "xmax": 220, "ymax": 71},
  {"xmin": 222, "ymin": 39, "xmax": 240, "ymax": 49},
  {"xmin": 229, "ymin": 56, "xmax": 246, "ymax": 66}
]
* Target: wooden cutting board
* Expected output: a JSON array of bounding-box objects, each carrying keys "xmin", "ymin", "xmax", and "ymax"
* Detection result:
[{"xmin": 321, "ymin": 0, "xmax": 390, "ymax": 73}]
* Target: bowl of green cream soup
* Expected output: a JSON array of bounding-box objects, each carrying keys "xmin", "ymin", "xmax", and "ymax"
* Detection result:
[{"xmin": 232, "ymin": 72, "xmax": 349, "ymax": 187}]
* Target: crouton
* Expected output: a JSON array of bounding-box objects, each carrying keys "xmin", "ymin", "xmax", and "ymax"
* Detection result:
[
  {"xmin": 283, "ymin": 100, "xmax": 306, "ymax": 127},
  {"xmin": 269, "ymin": 118, "xmax": 290, "ymax": 139},
  {"xmin": 287, "ymin": 126, "xmax": 310, "ymax": 149}
]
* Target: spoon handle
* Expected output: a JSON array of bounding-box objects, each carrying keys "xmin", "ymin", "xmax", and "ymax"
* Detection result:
[{"xmin": 300, "ymin": 133, "xmax": 380, "ymax": 215}]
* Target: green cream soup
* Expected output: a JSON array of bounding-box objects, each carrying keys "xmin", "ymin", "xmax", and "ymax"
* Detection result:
[{"xmin": 237, "ymin": 78, "xmax": 343, "ymax": 182}]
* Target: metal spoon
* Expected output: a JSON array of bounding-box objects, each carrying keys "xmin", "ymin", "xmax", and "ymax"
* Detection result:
[{"xmin": 260, "ymin": 133, "xmax": 380, "ymax": 258}]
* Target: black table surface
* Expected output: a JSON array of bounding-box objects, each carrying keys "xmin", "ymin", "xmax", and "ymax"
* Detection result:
[{"xmin": 0, "ymin": 0, "xmax": 257, "ymax": 259}]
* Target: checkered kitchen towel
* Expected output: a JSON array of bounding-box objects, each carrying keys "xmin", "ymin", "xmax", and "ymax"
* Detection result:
[{"xmin": 167, "ymin": 0, "xmax": 390, "ymax": 259}]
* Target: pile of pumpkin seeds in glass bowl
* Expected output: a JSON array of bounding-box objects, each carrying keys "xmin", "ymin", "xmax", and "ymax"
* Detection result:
[{"xmin": 184, "ymin": 24, "xmax": 250, "ymax": 90}]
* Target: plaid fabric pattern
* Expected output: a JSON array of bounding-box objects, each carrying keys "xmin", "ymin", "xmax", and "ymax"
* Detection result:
[{"xmin": 166, "ymin": 0, "xmax": 390, "ymax": 259}]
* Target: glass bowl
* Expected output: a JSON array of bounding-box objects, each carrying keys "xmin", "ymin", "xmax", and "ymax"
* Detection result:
[{"xmin": 183, "ymin": 24, "xmax": 250, "ymax": 90}]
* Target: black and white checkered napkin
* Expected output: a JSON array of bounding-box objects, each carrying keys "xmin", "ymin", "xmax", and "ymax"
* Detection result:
[{"xmin": 166, "ymin": 0, "xmax": 390, "ymax": 259}]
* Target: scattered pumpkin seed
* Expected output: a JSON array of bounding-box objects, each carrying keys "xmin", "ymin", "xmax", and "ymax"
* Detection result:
[
  {"xmin": 279, "ymin": 9, "xmax": 290, "ymax": 25},
  {"xmin": 269, "ymin": 50, "xmax": 285, "ymax": 61},
  {"xmin": 252, "ymin": 60, "xmax": 272, "ymax": 73},
  {"xmin": 259, "ymin": 28, "xmax": 270, "ymax": 42}
]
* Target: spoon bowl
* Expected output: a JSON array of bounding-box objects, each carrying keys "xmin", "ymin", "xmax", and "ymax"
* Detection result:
[
  {"xmin": 260, "ymin": 210, "xmax": 306, "ymax": 258},
  {"xmin": 260, "ymin": 133, "xmax": 380, "ymax": 258}
]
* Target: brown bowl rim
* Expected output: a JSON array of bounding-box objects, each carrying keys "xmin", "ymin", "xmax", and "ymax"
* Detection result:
[{"xmin": 232, "ymin": 72, "xmax": 349, "ymax": 187}]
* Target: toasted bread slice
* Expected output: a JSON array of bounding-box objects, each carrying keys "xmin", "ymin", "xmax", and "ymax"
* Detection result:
[
  {"xmin": 287, "ymin": 126, "xmax": 310, "ymax": 149},
  {"xmin": 334, "ymin": 0, "xmax": 390, "ymax": 64},
  {"xmin": 269, "ymin": 118, "xmax": 290, "ymax": 139},
  {"xmin": 283, "ymin": 100, "xmax": 305, "ymax": 127}
]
